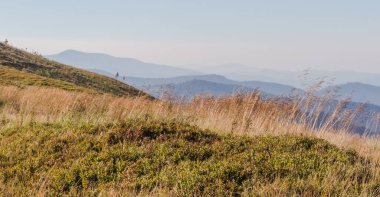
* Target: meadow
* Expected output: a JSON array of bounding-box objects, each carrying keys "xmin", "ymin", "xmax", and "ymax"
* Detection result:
[{"xmin": 0, "ymin": 86, "xmax": 379, "ymax": 196}]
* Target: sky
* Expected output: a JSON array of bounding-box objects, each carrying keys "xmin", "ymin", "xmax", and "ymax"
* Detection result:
[{"xmin": 1, "ymin": 0, "xmax": 380, "ymax": 73}]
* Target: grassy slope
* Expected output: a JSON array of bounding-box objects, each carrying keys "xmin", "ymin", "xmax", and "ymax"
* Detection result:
[
  {"xmin": 0, "ymin": 118, "xmax": 378, "ymax": 196},
  {"xmin": 0, "ymin": 43, "xmax": 148, "ymax": 97},
  {"xmin": 0, "ymin": 66, "xmax": 93, "ymax": 92},
  {"xmin": 0, "ymin": 43, "xmax": 379, "ymax": 196}
]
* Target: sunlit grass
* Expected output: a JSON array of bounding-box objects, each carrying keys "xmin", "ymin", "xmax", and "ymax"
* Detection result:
[
  {"xmin": 0, "ymin": 86, "xmax": 380, "ymax": 196},
  {"xmin": 0, "ymin": 42, "xmax": 147, "ymax": 97}
]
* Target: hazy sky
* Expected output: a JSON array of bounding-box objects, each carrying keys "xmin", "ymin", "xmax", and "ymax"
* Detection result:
[{"xmin": 1, "ymin": 0, "xmax": 380, "ymax": 73}]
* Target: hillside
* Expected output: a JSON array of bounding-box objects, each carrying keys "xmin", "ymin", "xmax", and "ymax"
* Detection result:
[
  {"xmin": 1, "ymin": 85, "xmax": 380, "ymax": 196},
  {"xmin": 1, "ymin": 43, "xmax": 379, "ymax": 196},
  {"xmin": 1, "ymin": 118, "xmax": 376, "ymax": 196},
  {"xmin": 0, "ymin": 66, "xmax": 92, "ymax": 92},
  {"xmin": 0, "ymin": 43, "xmax": 147, "ymax": 97},
  {"xmin": 46, "ymin": 50, "xmax": 200, "ymax": 78}
]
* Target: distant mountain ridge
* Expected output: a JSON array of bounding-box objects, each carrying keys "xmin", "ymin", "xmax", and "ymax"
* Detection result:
[
  {"xmin": 46, "ymin": 49, "xmax": 380, "ymax": 107},
  {"xmin": 46, "ymin": 50, "xmax": 201, "ymax": 78},
  {"xmin": 48, "ymin": 50, "xmax": 380, "ymax": 88},
  {"xmin": 121, "ymin": 74, "xmax": 299, "ymax": 98},
  {"xmin": 123, "ymin": 74, "xmax": 236, "ymax": 86},
  {"xmin": 196, "ymin": 64, "xmax": 380, "ymax": 88},
  {"xmin": 320, "ymin": 82, "xmax": 380, "ymax": 106},
  {"xmin": 156, "ymin": 79, "xmax": 252, "ymax": 99}
]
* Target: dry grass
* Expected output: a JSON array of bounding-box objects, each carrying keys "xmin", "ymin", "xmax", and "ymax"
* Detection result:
[
  {"xmin": 1, "ymin": 85, "xmax": 380, "ymax": 196},
  {"xmin": 0, "ymin": 65, "xmax": 92, "ymax": 92},
  {"xmin": 0, "ymin": 85, "xmax": 379, "ymax": 162},
  {"xmin": 2, "ymin": 41, "xmax": 380, "ymax": 196}
]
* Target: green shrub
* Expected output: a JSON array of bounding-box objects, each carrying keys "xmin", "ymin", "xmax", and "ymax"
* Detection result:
[{"xmin": 0, "ymin": 118, "xmax": 378, "ymax": 196}]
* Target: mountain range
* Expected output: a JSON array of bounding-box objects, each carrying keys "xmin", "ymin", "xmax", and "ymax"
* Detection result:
[
  {"xmin": 121, "ymin": 74, "xmax": 298, "ymax": 98},
  {"xmin": 46, "ymin": 50, "xmax": 200, "ymax": 78},
  {"xmin": 46, "ymin": 50, "xmax": 380, "ymax": 107},
  {"xmin": 195, "ymin": 64, "xmax": 380, "ymax": 88},
  {"xmin": 318, "ymin": 83, "xmax": 380, "ymax": 106},
  {"xmin": 0, "ymin": 45, "xmax": 377, "ymax": 135}
]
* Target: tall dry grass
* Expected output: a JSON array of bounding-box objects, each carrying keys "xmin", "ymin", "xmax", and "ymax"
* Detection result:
[{"xmin": 0, "ymin": 85, "xmax": 379, "ymax": 163}]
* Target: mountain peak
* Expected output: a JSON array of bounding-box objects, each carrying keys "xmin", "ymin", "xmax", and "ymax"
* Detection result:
[
  {"xmin": 55, "ymin": 49, "xmax": 114, "ymax": 58},
  {"xmin": 60, "ymin": 49, "xmax": 81, "ymax": 54}
]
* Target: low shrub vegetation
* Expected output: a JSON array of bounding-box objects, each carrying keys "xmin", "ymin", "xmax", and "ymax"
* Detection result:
[
  {"xmin": 0, "ymin": 80, "xmax": 380, "ymax": 196},
  {"xmin": 1, "ymin": 117, "xmax": 379, "ymax": 196}
]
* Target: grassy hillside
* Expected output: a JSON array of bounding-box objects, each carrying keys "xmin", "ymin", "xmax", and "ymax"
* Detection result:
[
  {"xmin": 0, "ymin": 42, "xmax": 379, "ymax": 196},
  {"xmin": 0, "ymin": 66, "xmax": 92, "ymax": 92},
  {"xmin": 1, "ymin": 86, "xmax": 380, "ymax": 196},
  {"xmin": 1, "ymin": 118, "xmax": 378, "ymax": 196},
  {"xmin": 0, "ymin": 42, "xmax": 148, "ymax": 97}
]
